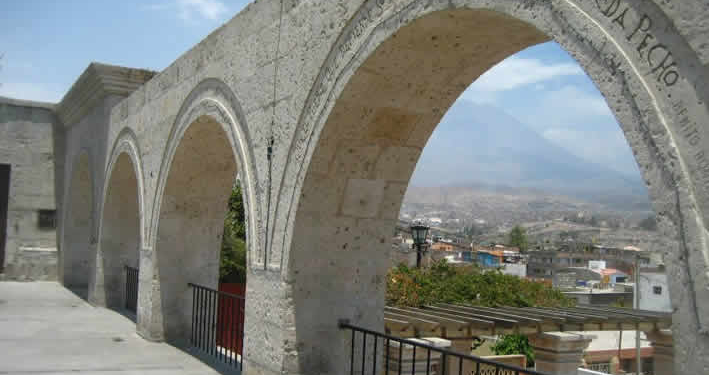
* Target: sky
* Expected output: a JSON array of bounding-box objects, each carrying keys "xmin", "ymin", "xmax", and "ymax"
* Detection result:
[{"xmin": 0, "ymin": 0, "xmax": 640, "ymax": 177}]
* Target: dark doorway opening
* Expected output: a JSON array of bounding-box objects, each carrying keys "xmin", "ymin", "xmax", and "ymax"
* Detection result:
[{"xmin": 0, "ymin": 164, "xmax": 11, "ymax": 273}]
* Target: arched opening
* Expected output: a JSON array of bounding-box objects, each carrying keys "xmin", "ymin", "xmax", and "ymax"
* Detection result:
[
  {"xmin": 155, "ymin": 115, "xmax": 238, "ymax": 344},
  {"xmin": 62, "ymin": 152, "xmax": 93, "ymax": 297},
  {"xmin": 286, "ymin": 8, "xmax": 684, "ymax": 374},
  {"xmin": 98, "ymin": 152, "xmax": 140, "ymax": 314}
]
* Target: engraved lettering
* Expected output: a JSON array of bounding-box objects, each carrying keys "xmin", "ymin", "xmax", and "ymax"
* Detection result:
[
  {"xmin": 596, "ymin": 0, "xmax": 621, "ymax": 17},
  {"xmin": 604, "ymin": 53, "xmax": 622, "ymax": 76},
  {"xmin": 649, "ymin": 50, "xmax": 679, "ymax": 86},
  {"xmin": 627, "ymin": 14, "xmax": 652, "ymax": 42},
  {"xmin": 695, "ymin": 151, "xmax": 709, "ymax": 182},
  {"xmin": 612, "ymin": 7, "xmax": 628, "ymax": 29},
  {"xmin": 636, "ymin": 33, "xmax": 654, "ymax": 59}
]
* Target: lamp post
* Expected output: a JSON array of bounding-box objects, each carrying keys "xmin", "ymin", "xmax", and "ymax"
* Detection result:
[{"xmin": 410, "ymin": 223, "xmax": 430, "ymax": 268}]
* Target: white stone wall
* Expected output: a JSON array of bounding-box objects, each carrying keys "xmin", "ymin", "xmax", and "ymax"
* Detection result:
[
  {"xmin": 638, "ymin": 271, "xmax": 673, "ymax": 313},
  {"xmin": 25, "ymin": 0, "xmax": 709, "ymax": 374},
  {"xmin": 0, "ymin": 97, "xmax": 61, "ymax": 280}
]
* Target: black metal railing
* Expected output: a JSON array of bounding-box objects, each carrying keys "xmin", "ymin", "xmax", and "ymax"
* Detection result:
[
  {"xmin": 124, "ymin": 265, "xmax": 139, "ymax": 313},
  {"xmin": 340, "ymin": 321, "xmax": 548, "ymax": 375},
  {"xmin": 188, "ymin": 283, "xmax": 245, "ymax": 372}
]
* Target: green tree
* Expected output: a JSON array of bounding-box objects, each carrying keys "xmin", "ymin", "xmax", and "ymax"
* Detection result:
[
  {"xmin": 491, "ymin": 334, "xmax": 535, "ymax": 366},
  {"xmin": 220, "ymin": 183, "xmax": 247, "ymax": 283},
  {"xmin": 387, "ymin": 260, "xmax": 572, "ymax": 367},
  {"xmin": 508, "ymin": 226, "xmax": 528, "ymax": 252}
]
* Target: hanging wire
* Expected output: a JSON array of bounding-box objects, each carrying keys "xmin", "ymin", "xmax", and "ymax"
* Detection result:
[{"xmin": 264, "ymin": 0, "xmax": 284, "ymax": 270}]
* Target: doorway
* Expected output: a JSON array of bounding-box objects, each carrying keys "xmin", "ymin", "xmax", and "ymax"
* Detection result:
[{"xmin": 0, "ymin": 164, "xmax": 10, "ymax": 273}]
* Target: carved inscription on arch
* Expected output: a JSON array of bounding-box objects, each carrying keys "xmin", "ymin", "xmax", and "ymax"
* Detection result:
[{"xmin": 595, "ymin": 0, "xmax": 680, "ymax": 86}]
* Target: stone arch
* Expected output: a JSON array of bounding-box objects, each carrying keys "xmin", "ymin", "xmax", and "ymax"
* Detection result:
[
  {"xmin": 61, "ymin": 150, "xmax": 94, "ymax": 295},
  {"xmin": 150, "ymin": 79, "xmax": 257, "ymax": 343},
  {"xmin": 93, "ymin": 130, "xmax": 145, "ymax": 313},
  {"xmin": 279, "ymin": 2, "xmax": 709, "ymax": 374}
]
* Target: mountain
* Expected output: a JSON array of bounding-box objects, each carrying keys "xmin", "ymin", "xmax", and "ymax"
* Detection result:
[{"xmin": 410, "ymin": 100, "xmax": 650, "ymax": 210}]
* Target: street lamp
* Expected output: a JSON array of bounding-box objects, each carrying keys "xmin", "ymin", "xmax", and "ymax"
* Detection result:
[{"xmin": 410, "ymin": 223, "xmax": 430, "ymax": 268}]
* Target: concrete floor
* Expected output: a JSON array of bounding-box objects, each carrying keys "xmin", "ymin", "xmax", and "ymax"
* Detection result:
[{"xmin": 0, "ymin": 282, "xmax": 222, "ymax": 375}]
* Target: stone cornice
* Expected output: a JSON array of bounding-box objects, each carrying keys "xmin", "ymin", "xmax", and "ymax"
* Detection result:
[{"xmin": 56, "ymin": 63, "xmax": 157, "ymax": 127}]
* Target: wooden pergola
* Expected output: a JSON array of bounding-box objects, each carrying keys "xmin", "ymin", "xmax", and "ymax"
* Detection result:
[
  {"xmin": 385, "ymin": 304, "xmax": 674, "ymax": 374},
  {"xmin": 385, "ymin": 303, "xmax": 672, "ymax": 339}
]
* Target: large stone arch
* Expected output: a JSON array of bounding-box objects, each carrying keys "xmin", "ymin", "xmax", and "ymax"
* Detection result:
[
  {"xmin": 60, "ymin": 151, "xmax": 94, "ymax": 295},
  {"xmin": 149, "ymin": 79, "xmax": 258, "ymax": 344},
  {"xmin": 274, "ymin": 1, "xmax": 709, "ymax": 374},
  {"xmin": 92, "ymin": 130, "xmax": 145, "ymax": 314}
]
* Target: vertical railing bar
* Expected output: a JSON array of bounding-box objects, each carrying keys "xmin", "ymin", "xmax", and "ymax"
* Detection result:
[
  {"xmin": 350, "ymin": 329, "xmax": 355, "ymax": 375},
  {"xmin": 494, "ymin": 363, "xmax": 500, "ymax": 375},
  {"xmin": 191, "ymin": 286, "xmax": 196, "ymax": 345},
  {"xmin": 385, "ymin": 338, "xmax": 390, "ymax": 375},
  {"xmin": 203, "ymin": 287, "xmax": 208, "ymax": 353},
  {"xmin": 398, "ymin": 339, "xmax": 402, "ymax": 375},
  {"xmin": 441, "ymin": 353, "xmax": 446, "ymax": 375},
  {"xmin": 372, "ymin": 335, "xmax": 378, "ymax": 375},
  {"xmin": 211, "ymin": 289, "xmax": 217, "ymax": 358},
  {"xmin": 361, "ymin": 332, "xmax": 367, "ymax": 375},
  {"xmin": 475, "ymin": 361, "xmax": 480, "ymax": 375},
  {"xmin": 239, "ymin": 298, "xmax": 244, "ymax": 372},
  {"xmin": 196, "ymin": 287, "xmax": 202, "ymax": 350},
  {"xmin": 458, "ymin": 356, "xmax": 463, "ymax": 375},
  {"xmin": 209, "ymin": 289, "xmax": 214, "ymax": 357},
  {"xmin": 201, "ymin": 287, "xmax": 207, "ymax": 351},
  {"xmin": 217, "ymin": 293, "xmax": 222, "ymax": 363},
  {"xmin": 411, "ymin": 346, "xmax": 416, "ymax": 375},
  {"xmin": 426, "ymin": 348, "xmax": 431, "ymax": 375},
  {"xmin": 205, "ymin": 287, "xmax": 211, "ymax": 354},
  {"xmin": 229, "ymin": 295, "xmax": 234, "ymax": 367}
]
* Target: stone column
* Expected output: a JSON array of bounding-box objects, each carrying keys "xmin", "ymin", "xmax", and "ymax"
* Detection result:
[
  {"xmin": 644, "ymin": 330, "xmax": 674, "ymax": 375},
  {"xmin": 136, "ymin": 246, "xmax": 163, "ymax": 341},
  {"xmin": 528, "ymin": 332, "xmax": 595, "ymax": 375},
  {"xmin": 87, "ymin": 243, "xmax": 106, "ymax": 307}
]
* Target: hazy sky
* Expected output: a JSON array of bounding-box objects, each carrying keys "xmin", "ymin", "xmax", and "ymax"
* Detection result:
[{"xmin": 0, "ymin": 0, "xmax": 640, "ymax": 177}]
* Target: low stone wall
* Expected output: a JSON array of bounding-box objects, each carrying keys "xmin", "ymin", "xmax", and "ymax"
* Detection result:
[{"xmin": 1, "ymin": 247, "xmax": 57, "ymax": 281}]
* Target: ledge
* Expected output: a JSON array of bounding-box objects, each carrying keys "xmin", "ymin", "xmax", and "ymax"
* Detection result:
[
  {"xmin": 56, "ymin": 62, "xmax": 157, "ymax": 127},
  {"xmin": 0, "ymin": 96, "xmax": 56, "ymax": 110}
]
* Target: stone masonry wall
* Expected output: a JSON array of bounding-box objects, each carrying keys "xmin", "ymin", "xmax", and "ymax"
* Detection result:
[{"xmin": 0, "ymin": 97, "xmax": 62, "ymax": 280}]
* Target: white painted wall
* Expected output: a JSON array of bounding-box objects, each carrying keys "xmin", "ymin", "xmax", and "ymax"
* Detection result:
[{"xmin": 638, "ymin": 271, "xmax": 672, "ymax": 312}]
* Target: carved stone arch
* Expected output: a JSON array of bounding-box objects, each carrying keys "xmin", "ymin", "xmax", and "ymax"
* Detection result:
[
  {"xmin": 274, "ymin": 1, "xmax": 709, "ymax": 374},
  {"xmin": 90, "ymin": 129, "xmax": 146, "ymax": 310},
  {"xmin": 148, "ymin": 78, "xmax": 258, "ymax": 343},
  {"xmin": 148, "ymin": 78, "xmax": 260, "ymax": 267},
  {"xmin": 100, "ymin": 128, "xmax": 146, "ymax": 250}
]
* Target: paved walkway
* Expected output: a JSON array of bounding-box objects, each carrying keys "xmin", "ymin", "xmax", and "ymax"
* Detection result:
[{"xmin": 0, "ymin": 282, "xmax": 221, "ymax": 375}]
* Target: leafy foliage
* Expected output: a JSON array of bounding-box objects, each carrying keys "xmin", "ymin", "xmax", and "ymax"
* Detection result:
[
  {"xmin": 220, "ymin": 184, "xmax": 247, "ymax": 283},
  {"xmin": 387, "ymin": 260, "xmax": 573, "ymax": 366},
  {"xmin": 491, "ymin": 334, "xmax": 535, "ymax": 366},
  {"xmin": 508, "ymin": 225, "xmax": 528, "ymax": 252},
  {"xmin": 387, "ymin": 260, "xmax": 573, "ymax": 308}
]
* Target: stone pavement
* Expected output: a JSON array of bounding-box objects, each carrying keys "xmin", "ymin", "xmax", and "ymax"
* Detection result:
[{"xmin": 0, "ymin": 282, "xmax": 221, "ymax": 375}]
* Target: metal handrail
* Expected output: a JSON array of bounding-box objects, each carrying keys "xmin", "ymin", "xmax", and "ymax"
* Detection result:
[
  {"xmin": 339, "ymin": 320, "xmax": 548, "ymax": 375},
  {"xmin": 188, "ymin": 282, "xmax": 244, "ymax": 373}
]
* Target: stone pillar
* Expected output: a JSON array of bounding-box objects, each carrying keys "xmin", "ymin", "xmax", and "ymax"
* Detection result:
[
  {"xmin": 136, "ymin": 246, "xmax": 163, "ymax": 341},
  {"xmin": 87, "ymin": 243, "xmax": 106, "ymax": 307},
  {"xmin": 528, "ymin": 332, "xmax": 595, "ymax": 375},
  {"xmin": 645, "ymin": 330, "xmax": 674, "ymax": 375}
]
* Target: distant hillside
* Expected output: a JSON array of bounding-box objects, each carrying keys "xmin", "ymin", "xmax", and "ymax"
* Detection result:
[{"xmin": 410, "ymin": 100, "xmax": 650, "ymax": 210}]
